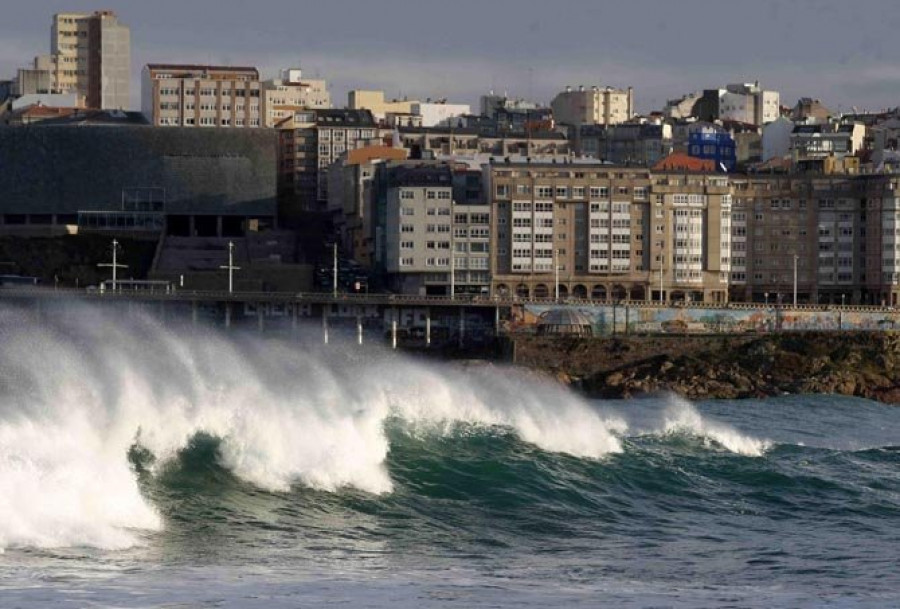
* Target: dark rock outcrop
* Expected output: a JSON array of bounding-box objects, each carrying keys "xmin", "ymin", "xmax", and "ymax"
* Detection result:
[{"xmin": 509, "ymin": 332, "xmax": 900, "ymax": 404}]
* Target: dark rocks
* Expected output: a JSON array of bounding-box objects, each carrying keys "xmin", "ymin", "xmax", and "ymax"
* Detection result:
[{"xmin": 510, "ymin": 332, "xmax": 900, "ymax": 405}]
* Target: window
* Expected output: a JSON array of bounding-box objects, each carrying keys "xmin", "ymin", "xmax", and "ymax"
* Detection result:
[
  {"xmin": 401, "ymin": 225, "xmax": 414, "ymax": 233},
  {"xmin": 402, "ymin": 207, "xmax": 415, "ymax": 216},
  {"xmin": 400, "ymin": 190, "xmax": 415, "ymax": 200}
]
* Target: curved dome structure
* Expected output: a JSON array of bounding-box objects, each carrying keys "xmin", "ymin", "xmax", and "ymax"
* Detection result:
[{"xmin": 537, "ymin": 308, "xmax": 594, "ymax": 337}]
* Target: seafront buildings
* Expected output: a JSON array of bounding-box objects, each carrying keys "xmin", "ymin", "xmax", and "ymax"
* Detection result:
[{"xmin": 3, "ymin": 9, "xmax": 900, "ymax": 304}]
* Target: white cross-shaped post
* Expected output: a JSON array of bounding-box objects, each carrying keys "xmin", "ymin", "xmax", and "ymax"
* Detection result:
[
  {"xmin": 219, "ymin": 241, "xmax": 241, "ymax": 294},
  {"xmin": 97, "ymin": 239, "xmax": 128, "ymax": 291}
]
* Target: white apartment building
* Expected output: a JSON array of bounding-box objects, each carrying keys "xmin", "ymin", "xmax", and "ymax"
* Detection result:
[
  {"xmin": 410, "ymin": 101, "xmax": 472, "ymax": 127},
  {"xmin": 141, "ymin": 64, "xmax": 262, "ymax": 127}
]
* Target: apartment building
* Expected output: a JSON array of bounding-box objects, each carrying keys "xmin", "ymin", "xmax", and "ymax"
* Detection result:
[
  {"xmin": 141, "ymin": 64, "xmax": 262, "ymax": 127},
  {"xmin": 261, "ymin": 68, "xmax": 330, "ymax": 128},
  {"xmin": 730, "ymin": 174, "xmax": 900, "ymax": 306},
  {"xmin": 327, "ymin": 146, "xmax": 409, "ymax": 266},
  {"xmin": 379, "ymin": 163, "xmax": 490, "ymax": 295},
  {"xmin": 551, "ymin": 85, "xmax": 635, "ymax": 127},
  {"xmin": 488, "ymin": 161, "xmax": 732, "ymax": 303},
  {"xmin": 277, "ymin": 109, "xmax": 381, "ymax": 212},
  {"xmin": 398, "ymin": 125, "xmax": 569, "ymax": 159},
  {"xmin": 25, "ymin": 11, "xmax": 130, "ymax": 109},
  {"xmin": 348, "ymin": 90, "xmax": 417, "ymax": 122},
  {"xmin": 572, "ymin": 122, "xmax": 674, "ymax": 166}
]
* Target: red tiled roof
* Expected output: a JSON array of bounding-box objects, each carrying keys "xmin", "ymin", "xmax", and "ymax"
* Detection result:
[{"xmin": 652, "ymin": 152, "xmax": 717, "ymax": 172}]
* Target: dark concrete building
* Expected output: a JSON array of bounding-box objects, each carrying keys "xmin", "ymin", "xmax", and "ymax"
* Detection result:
[{"xmin": 0, "ymin": 125, "xmax": 277, "ymax": 237}]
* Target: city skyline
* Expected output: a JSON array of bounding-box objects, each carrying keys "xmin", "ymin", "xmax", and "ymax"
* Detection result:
[{"xmin": 1, "ymin": 0, "xmax": 898, "ymax": 114}]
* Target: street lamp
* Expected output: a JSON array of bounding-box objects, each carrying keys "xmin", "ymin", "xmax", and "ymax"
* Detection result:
[
  {"xmin": 841, "ymin": 293, "xmax": 846, "ymax": 308},
  {"xmin": 792, "ymin": 254, "xmax": 798, "ymax": 308},
  {"xmin": 219, "ymin": 241, "xmax": 240, "ymax": 294},
  {"xmin": 764, "ymin": 292, "xmax": 769, "ymax": 307}
]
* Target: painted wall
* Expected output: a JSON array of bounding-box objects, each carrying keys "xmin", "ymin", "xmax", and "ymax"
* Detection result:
[{"xmin": 515, "ymin": 304, "xmax": 900, "ymax": 335}]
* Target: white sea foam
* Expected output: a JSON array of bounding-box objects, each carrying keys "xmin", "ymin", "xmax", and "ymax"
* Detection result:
[
  {"xmin": 0, "ymin": 306, "xmax": 624, "ymax": 551},
  {"xmin": 659, "ymin": 395, "xmax": 771, "ymax": 456}
]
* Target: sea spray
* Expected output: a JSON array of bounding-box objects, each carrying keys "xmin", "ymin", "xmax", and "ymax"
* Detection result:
[{"xmin": 0, "ymin": 305, "xmax": 624, "ymax": 551}]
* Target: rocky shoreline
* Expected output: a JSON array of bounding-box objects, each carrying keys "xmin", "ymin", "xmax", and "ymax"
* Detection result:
[{"xmin": 508, "ymin": 332, "xmax": 900, "ymax": 404}]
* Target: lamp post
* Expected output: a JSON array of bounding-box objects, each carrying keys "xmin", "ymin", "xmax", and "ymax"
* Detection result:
[
  {"xmin": 793, "ymin": 254, "xmax": 798, "ymax": 308},
  {"xmin": 764, "ymin": 292, "xmax": 769, "ymax": 307},
  {"xmin": 97, "ymin": 239, "xmax": 128, "ymax": 292},
  {"xmin": 333, "ymin": 242, "xmax": 338, "ymax": 298},
  {"xmin": 219, "ymin": 241, "xmax": 240, "ymax": 294},
  {"xmin": 554, "ymin": 247, "xmax": 560, "ymax": 301}
]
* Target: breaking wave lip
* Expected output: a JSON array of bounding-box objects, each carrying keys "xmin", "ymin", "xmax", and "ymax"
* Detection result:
[
  {"xmin": 0, "ymin": 306, "xmax": 625, "ymax": 551},
  {"xmin": 658, "ymin": 395, "xmax": 772, "ymax": 457},
  {"xmin": 609, "ymin": 393, "xmax": 772, "ymax": 457}
]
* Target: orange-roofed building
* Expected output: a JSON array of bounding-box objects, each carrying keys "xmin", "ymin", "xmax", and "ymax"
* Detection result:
[{"xmin": 652, "ymin": 152, "xmax": 717, "ymax": 172}]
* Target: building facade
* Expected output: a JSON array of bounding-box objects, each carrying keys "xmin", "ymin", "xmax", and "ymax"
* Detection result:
[
  {"xmin": 551, "ymin": 85, "xmax": 635, "ymax": 127},
  {"xmin": 277, "ymin": 109, "xmax": 381, "ymax": 212},
  {"xmin": 378, "ymin": 163, "xmax": 490, "ymax": 295},
  {"xmin": 43, "ymin": 11, "xmax": 130, "ymax": 109},
  {"xmin": 488, "ymin": 162, "xmax": 732, "ymax": 303},
  {"xmin": 141, "ymin": 64, "xmax": 262, "ymax": 127},
  {"xmin": 261, "ymin": 68, "xmax": 330, "ymax": 128}
]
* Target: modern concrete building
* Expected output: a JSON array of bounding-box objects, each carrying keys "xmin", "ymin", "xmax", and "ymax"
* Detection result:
[
  {"xmin": 261, "ymin": 68, "xmax": 330, "ymax": 128},
  {"xmin": 42, "ymin": 11, "xmax": 130, "ymax": 109},
  {"xmin": 0, "ymin": 126, "xmax": 277, "ymax": 236},
  {"xmin": 141, "ymin": 64, "xmax": 262, "ymax": 127},
  {"xmin": 551, "ymin": 85, "xmax": 635, "ymax": 127}
]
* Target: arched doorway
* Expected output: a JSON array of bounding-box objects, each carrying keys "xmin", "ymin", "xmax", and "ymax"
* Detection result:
[
  {"xmin": 630, "ymin": 286, "xmax": 646, "ymax": 301},
  {"xmin": 572, "ymin": 284, "xmax": 588, "ymax": 299},
  {"xmin": 591, "ymin": 285, "xmax": 607, "ymax": 300},
  {"xmin": 558, "ymin": 285, "xmax": 569, "ymax": 299},
  {"xmin": 611, "ymin": 284, "xmax": 627, "ymax": 301},
  {"xmin": 515, "ymin": 284, "xmax": 530, "ymax": 298},
  {"xmin": 496, "ymin": 284, "xmax": 510, "ymax": 297},
  {"xmin": 533, "ymin": 284, "xmax": 550, "ymax": 299}
]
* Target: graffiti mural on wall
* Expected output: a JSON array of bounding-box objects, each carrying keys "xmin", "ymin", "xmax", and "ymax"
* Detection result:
[{"xmin": 513, "ymin": 304, "xmax": 900, "ymax": 335}]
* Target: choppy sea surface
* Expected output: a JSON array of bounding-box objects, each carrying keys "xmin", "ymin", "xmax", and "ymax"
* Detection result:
[{"xmin": 1, "ymin": 306, "xmax": 899, "ymax": 608}]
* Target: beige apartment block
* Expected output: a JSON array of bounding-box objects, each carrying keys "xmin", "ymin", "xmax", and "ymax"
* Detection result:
[
  {"xmin": 550, "ymin": 85, "xmax": 635, "ymax": 127},
  {"xmin": 348, "ymin": 90, "xmax": 418, "ymax": 122},
  {"xmin": 141, "ymin": 64, "xmax": 261, "ymax": 127},
  {"xmin": 486, "ymin": 164, "xmax": 900, "ymax": 306},
  {"xmin": 261, "ymin": 69, "xmax": 330, "ymax": 128},
  {"xmin": 40, "ymin": 11, "xmax": 129, "ymax": 109},
  {"xmin": 488, "ymin": 162, "xmax": 732, "ymax": 304}
]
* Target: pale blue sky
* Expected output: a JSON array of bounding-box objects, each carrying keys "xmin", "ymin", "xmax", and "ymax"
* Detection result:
[{"xmin": 2, "ymin": 0, "xmax": 898, "ymax": 113}]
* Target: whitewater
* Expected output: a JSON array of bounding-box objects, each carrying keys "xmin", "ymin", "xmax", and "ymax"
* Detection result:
[{"xmin": 1, "ymin": 304, "xmax": 898, "ymax": 608}]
